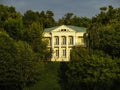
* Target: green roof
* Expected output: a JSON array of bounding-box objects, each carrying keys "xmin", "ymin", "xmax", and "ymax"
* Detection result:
[
  {"xmin": 67, "ymin": 25, "xmax": 86, "ymax": 32},
  {"xmin": 44, "ymin": 26, "xmax": 60, "ymax": 32},
  {"xmin": 44, "ymin": 25, "xmax": 86, "ymax": 32}
]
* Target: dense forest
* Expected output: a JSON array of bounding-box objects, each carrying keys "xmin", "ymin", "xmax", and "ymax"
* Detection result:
[{"xmin": 0, "ymin": 4, "xmax": 120, "ymax": 90}]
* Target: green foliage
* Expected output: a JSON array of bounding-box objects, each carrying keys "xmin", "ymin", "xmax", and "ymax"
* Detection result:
[
  {"xmin": 4, "ymin": 14, "xmax": 23, "ymax": 40},
  {"xmin": 23, "ymin": 22, "xmax": 43, "ymax": 44},
  {"xmin": 0, "ymin": 5, "xmax": 53, "ymax": 89},
  {"xmin": 22, "ymin": 22, "xmax": 50, "ymax": 61},
  {"xmin": 0, "ymin": 31, "xmax": 21, "ymax": 90},
  {"xmin": 58, "ymin": 13, "xmax": 91, "ymax": 28},
  {"xmin": 23, "ymin": 10, "xmax": 56, "ymax": 28},
  {"xmin": 1, "ymin": 4, "xmax": 120, "ymax": 90},
  {"xmin": 0, "ymin": 4, "xmax": 23, "ymax": 40},
  {"xmin": 99, "ymin": 25, "xmax": 120, "ymax": 57},
  {"xmin": 44, "ymin": 10, "xmax": 56, "ymax": 28},
  {"xmin": 59, "ymin": 47, "xmax": 120, "ymax": 90},
  {"xmin": 23, "ymin": 10, "xmax": 40, "ymax": 27},
  {"xmin": 0, "ymin": 31, "xmax": 43, "ymax": 90},
  {"xmin": 88, "ymin": 6, "xmax": 120, "ymax": 58},
  {"xmin": 15, "ymin": 41, "xmax": 43, "ymax": 87},
  {"xmin": 24, "ymin": 62, "xmax": 61, "ymax": 90},
  {"xmin": 0, "ymin": 4, "xmax": 16, "ymax": 28}
]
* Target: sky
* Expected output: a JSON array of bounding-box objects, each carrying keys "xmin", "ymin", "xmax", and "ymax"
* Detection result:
[{"xmin": 0, "ymin": 0, "xmax": 120, "ymax": 20}]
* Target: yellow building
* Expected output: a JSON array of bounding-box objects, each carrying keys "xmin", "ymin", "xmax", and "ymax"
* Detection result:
[{"xmin": 44, "ymin": 25, "xmax": 86, "ymax": 61}]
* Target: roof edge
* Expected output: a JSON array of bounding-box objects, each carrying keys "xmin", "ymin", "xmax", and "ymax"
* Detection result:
[{"xmin": 44, "ymin": 25, "xmax": 87, "ymax": 32}]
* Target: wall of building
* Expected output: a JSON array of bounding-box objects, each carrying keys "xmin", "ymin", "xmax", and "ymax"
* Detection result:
[{"xmin": 44, "ymin": 25, "xmax": 86, "ymax": 61}]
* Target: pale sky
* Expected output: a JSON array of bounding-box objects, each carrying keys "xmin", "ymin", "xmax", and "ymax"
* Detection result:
[{"xmin": 0, "ymin": 0, "xmax": 120, "ymax": 20}]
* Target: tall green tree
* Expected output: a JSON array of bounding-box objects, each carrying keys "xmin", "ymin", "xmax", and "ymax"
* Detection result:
[
  {"xmin": 23, "ymin": 10, "xmax": 56, "ymax": 28},
  {"xmin": 23, "ymin": 22, "xmax": 51, "ymax": 61},
  {"xmin": 0, "ymin": 31, "xmax": 44, "ymax": 90},
  {"xmin": 15, "ymin": 41, "xmax": 44, "ymax": 88},
  {"xmin": 59, "ymin": 47, "xmax": 120, "ymax": 90},
  {"xmin": 23, "ymin": 10, "xmax": 40, "ymax": 27},
  {"xmin": 58, "ymin": 13, "xmax": 91, "ymax": 28},
  {"xmin": 44, "ymin": 10, "xmax": 56, "ymax": 28},
  {"xmin": 0, "ymin": 4, "xmax": 23, "ymax": 40},
  {"xmin": 0, "ymin": 30, "xmax": 19, "ymax": 90},
  {"xmin": 4, "ymin": 13, "xmax": 23, "ymax": 40},
  {"xmin": 0, "ymin": 4, "xmax": 16, "ymax": 28},
  {"xmin": 88, "ymin": 6, "xmax": 120, "ymax": 58}
]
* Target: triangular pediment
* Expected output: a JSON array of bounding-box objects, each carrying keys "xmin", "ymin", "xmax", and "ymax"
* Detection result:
[
  {"xmin": 44, "ymin": 25, "xmax": 86, "ymax": 32},
  {"xmin": 52, "ymin": 25, "xmax": 75, "ymax": 32}
]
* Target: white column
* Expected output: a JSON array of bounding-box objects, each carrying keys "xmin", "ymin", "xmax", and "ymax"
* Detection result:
[
  {"xmin": 66, "ymin": 36, "xmax": 68, "ymax": 61},
  {"xmin": 76, "ymin": 36, "xmax": 78, "ymax": 45},
  {"xmin": 51, "ymin": 34, "xmax": 54, "ymax": 61},
  {"xmin": 73, "ymin": 36, "xmax": 76, "ymax": 45},
  {"xmin": 51, "ymin": 35, "xmax": 54, "ymax": 50},
  {"xmin": 59, "ymin": 36, "xmax": 61, "ymax": 60}
]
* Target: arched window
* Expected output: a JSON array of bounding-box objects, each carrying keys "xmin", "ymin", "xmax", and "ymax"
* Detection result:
[
  {"xmin": 55, "ymin": 36, "xmax": 59, "ymax": 45},
  {"xmin": 63, "ymin": 49, "xmax": 66, "ymax": 57},
  {"xmin": 55, "ymin": 49, "xmax": 59, "ymax": 57},
  {"xmin": 62, "ymin": 36, "xmax": 66, "ymax": 45},
  {"xmin": 69, "ymin": 36, "xmax": 73, "ymax": 45}
]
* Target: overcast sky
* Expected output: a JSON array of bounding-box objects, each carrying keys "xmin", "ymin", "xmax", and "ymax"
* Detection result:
[{"xmin": 0, "ymin": 0, "xmax": 120, "ymax": 20}]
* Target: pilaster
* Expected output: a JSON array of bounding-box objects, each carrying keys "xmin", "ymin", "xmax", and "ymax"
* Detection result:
[
  {"xmin": 66, "ymin": 36, "xmax": 68, "ymax": 61},
  {"xmin": 59, "ymin": 36, "xmax": 61, "ymax": 59},
  {"xmin": 51, "ymin": 33, "xmax": 54, "ymax": 61}
]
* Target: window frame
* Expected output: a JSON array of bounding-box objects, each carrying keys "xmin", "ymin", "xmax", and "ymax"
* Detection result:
[
  {"xmin": 62, "ymin": 36, "xmax": 66, "ymax": 45},
  {"xmin": 55, "ymin": 36, "xmax": 59, "ymax": 45},
  {"xmin": 55, "ymin": 49, "xmax": 59, "ymax": 57},
  {"xmin": 69, "ymin": 36, "xmax": 73, "ymax": 45},
  {"xmin": 63, "ymin": 49, "xmax": 66, "ymax": 57}
]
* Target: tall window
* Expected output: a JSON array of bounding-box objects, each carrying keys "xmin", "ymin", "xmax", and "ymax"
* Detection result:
[
  {"xmin": 63, "ymin": 49, "xmax": 66, "ymax": 57},
  {"xmin": 69, "ymin": 36, "xmax": 73, "ymax": 45},
  {"xmin": 62, "ymin": 36, "xmax": 66, "ymax": 45},
  {"xmin": 55, "ymin": 49, "xmax": 59, "ymax": 57},
  {"xmin": 55, "ymin": 36, "xmax": 59, "ymax": 45},
  {"xmin": 78, "ymin": 37, "xmax": 84, "ymax": 45}
]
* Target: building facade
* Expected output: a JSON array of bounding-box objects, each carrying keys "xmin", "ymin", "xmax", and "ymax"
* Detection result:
[{"xmin": 44, "ymin": 25, "xmax": 86, "ymax": 61}]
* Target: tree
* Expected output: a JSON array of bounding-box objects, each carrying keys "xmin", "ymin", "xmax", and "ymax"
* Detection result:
[
  {"xmin": 0, "ymin": 31, "xmax": 43, "ymax": 90},
  {"xmin": 88, "ymin": 6, "xmax": 120, "ymax": 58},
  {"xmin": 0, "ymin": 30, "xmax": 20, "ymax": 90},
  {"xmin": 15, "ymin": 41, "xmax": 44, "ymax": 88},
  {"xmin": 4, "ymin": 13, "xmax": 23, "ymax": 40},
  {"xmin": 58, "ymin": 13, "xmax": 91, "ymax": 28},
  {"xmin": 23, "ymin": 10, "xmax": 56, "ymax": 28},
  {"xmin": 0, "ymin": 4, "xmax": 23, "ymax": 40},
  {"xmin": 44, "ymin": 10, "xmax": 56, "ymax": 28},
  {"xmin": 58, "ymin": 13, "xmax": 74, "ymax": 25},
  {"xmin": 23, "ymin": 10, "xmax": 40, "ymax": 27},
  {"xmin": 59, "ymin": 47, "xmax": 120, "ymax": 90},
  {"xmin": 22, "ymin": 22, "xmax": 51, "ymax": 61},
  {"xmin": 0, "ymin": 5, "xmax": 16, "ymax": 28}
]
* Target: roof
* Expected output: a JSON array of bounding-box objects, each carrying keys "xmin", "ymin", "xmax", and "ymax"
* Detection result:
[
  {"xmin": 44, "ymin": 25, "xmax": 86, "ymax": 32},
  {"xmin": 67, "ymin": 25, "xmax": 86, "ymax": 32},
  {"xmin": 44, "ymin": 26, "xmax": 60, "ymax": 32}
]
